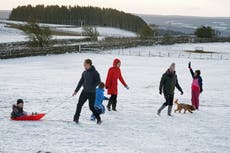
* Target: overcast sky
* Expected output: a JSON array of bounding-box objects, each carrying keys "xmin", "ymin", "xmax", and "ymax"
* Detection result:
[{"xmin": 1, "ymin": 0, "xmax": 230, "ymax": 17}]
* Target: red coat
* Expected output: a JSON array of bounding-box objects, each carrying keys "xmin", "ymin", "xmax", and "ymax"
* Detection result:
[{"xmin": 106, "ymin": 59, "xmax": 127, "ymax": 95}]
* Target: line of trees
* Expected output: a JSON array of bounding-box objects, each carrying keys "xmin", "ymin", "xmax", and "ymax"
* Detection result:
[{"xmin": 9, "ymin": 5, "xmax": 151, "ymax": 34}]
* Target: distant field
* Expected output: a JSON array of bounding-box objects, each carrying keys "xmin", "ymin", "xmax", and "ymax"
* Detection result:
[{"xmin": 139, "ymin": 14, "xmax": 230, "ymax": 36}]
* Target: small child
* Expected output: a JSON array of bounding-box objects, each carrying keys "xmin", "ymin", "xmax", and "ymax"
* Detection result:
[
  {"xmin": 91, "ymin": 82, "xmax": 109, "ymax": 121},
  {"xmin": 11, "ymin": 99, "xmax": 27, "ymax": 118},
  {"xmin": 188, "ymin": 62, "xmax": 203, "ymax": 109}
]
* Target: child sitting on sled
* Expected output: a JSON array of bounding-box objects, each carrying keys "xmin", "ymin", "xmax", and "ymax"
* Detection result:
[
  {"xmin": 11, "ymin": 99, "xmax": 27, "ymax": 118},
  {"xmin": 91, "ymin": 82, "xmax": 109, "ymax": 121}
]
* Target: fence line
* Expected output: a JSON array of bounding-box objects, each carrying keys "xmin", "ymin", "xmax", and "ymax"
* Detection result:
[{"xmin": 95, "ymin": 48, "xmax": 229, "ymax": 60}]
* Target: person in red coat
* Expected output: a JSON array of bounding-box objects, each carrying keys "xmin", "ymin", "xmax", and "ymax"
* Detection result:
[{"xmin": 106, "ymin": 58, "xmax": 129, "ymax": 111}]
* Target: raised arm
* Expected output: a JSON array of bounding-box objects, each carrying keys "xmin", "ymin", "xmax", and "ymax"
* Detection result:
[{"xmin": 188, "ymin": 62, "xmax": 195, "ymax": 78}]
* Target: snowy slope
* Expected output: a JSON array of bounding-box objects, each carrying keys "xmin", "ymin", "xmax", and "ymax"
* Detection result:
[
  {"xmin": 0, "ymin": 46, "xmax": 230, "ymax": 153},
  {"xmin": 0, "ymin": 19, "xmax": 138, "ymax": 43},
  {"xmin": 0, "ymin": 23, "xmax": 28, "ymax": 43},
  {"xmin": 56, "ymin": 27, "xmax": 137, "ymax": 38},
  {"xmin": 105, "ymin": 42, "xmax": 230, "ymax": 60},
  {"xmin": 0, "ymin": 23, "xmax": 88, "ymax": 43}
]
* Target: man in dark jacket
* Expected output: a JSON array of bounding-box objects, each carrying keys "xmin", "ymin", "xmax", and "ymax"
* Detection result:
[
  {"xmin": 157, "ymin": 63, "xmax": 183, "ymax": 116},
  {"xmin": 72, "ymin": 59, "xmax": 102, "ymax": 124}
]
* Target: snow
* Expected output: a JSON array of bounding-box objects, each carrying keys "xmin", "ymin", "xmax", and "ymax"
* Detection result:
[
  {"xmin": 0, "ymin": 19, "xmax": 138, "ymax": 43},
  {"xmin": 0, "ymin": 43, "xmax": 230, "ymax": 153},
  {"xmin": 0, "ymin": 23, "xmax": 28, "ymax": 43},
  {"xmin": 0, "ymin": 23, "xmax": 88, "ymax": 43},
  {"xmin": 0, "ymin": 20, "xmax": 137, "ymax": 43},
  {"xmin": 56, "ymin": 27, "xmax": 138, "ymax": 38},
  {"xmin": 52, "ymin": 35, "xmax": 88, "ymax": 40},
  {"xmin": 105, "ymin": 42, "xmax": 230, "ymax": 60}
]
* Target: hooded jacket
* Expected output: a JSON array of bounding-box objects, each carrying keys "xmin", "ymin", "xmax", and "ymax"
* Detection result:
[
  {"xmin": 75, "ymin": 65, "xmax": 101, "ymax": 93},
  {"xmin": 106, "ymin": 59, "xmax": 127, "ymax": 95},
  {"xmin": 94, "ymin": 88, "xmax": 108, "ymax": 112},
  {"xmin": 159, "ymin": 69, "xmax": 183, "ymax": 95}
]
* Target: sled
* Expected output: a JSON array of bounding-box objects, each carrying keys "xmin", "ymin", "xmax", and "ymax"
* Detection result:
[{"xmin": 11, "ymin": 113, "xmax": 46, "ymax": 121}]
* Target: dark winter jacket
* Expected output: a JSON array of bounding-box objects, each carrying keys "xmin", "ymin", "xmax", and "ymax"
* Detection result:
[
  {"xmin": 189, "ymin": 68, "xmax": 203, "ymax": 93},
  {"xmin": 106, "ymin": 58, "xmax": 127, "ymax": 95},
  {"xmin": 11, "ymin": 105, "xmax": 26, "ymax": 118},
  {"xmin": 75, "ymin": 65, "xmax": 101, "ymax": 93},
  {"xmin": 159, "ymin": 69, "xmax": 183, "ymax": 95}
]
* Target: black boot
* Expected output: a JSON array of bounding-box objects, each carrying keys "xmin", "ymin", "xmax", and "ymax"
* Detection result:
[
  {"xmin": 97, "ymin": 118, "xmax": 102, "ymax": 124},
  {"xmin": 73, "ymin": 115, "xmax": 79, "ymax": 123},
  {"xmin": 157, "ymin": 104, "xmax": 166, "ymax": 116},
  {"xmin": 168, "ymin": 105, "xmax": 173, "ymax": 116}
]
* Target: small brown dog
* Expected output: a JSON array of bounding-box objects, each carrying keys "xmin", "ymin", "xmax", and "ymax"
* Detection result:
[{"xmin": 174, "ymin": 99, "xmax": 195, "ymax": 114}]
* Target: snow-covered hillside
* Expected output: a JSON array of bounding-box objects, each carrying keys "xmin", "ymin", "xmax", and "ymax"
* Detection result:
[
  {"xmin": 56, "ymin": 27, "xmax": 137, "ymax": 38},
  {"xmin": 0, "ymin": 48, "xmax": 229, "ymax": 152},
  {"xmin": 0, "ymin": 19, "xmax": 137, "ymax": 43},
  {"xmin": 0, "ymin": 23, "xmax": 28, "ymax": 43}
]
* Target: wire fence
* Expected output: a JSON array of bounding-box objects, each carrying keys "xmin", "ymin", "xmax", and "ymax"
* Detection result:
[{"xmin": 96, "ymin": 48, "xmax": 229, "ymax": 60}]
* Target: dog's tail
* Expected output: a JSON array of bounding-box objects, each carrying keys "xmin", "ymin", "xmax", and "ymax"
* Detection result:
[{"xmin": 174, "ymin": 99, "xmax": 179, "ymax": 105}]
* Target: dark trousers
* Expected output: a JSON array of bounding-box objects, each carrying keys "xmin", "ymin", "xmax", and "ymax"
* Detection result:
[
  {"xmin": 74, "ymin": 90, "xmax": 100, "ymax": 121},
  {"xmin": 163, "ymin": 94, "xmax": 174, "ymax": 106},
  {"xmin": 107, "ymin": 95, "xmax": 117, "ymax": 109}
]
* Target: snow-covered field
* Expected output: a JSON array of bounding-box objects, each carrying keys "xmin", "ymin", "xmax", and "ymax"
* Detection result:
[
  {"xmin": 56, "ymin": 27, "xmax": 137, "ymax": 38},
  {"xmin": 0, "ymin": 23, "xmax": 28, "ymax": 43},
  {"xmin": 105, "ymin": 42, "xmax": 230, "ymax": 60},
  {"xmin": 0, "ymin": 20, "xmax": 137, "ymax": 43},
  {"xmin": 0, "ymin": 23, "xmax": 89, "ymax": 43},
  {"xmin": 0, "ymin": 47, "xmax": 230, "ymax": 153}
]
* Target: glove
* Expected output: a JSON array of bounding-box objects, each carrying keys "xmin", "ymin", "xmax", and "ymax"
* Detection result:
[
  {"xmin": 125, "ymin": 86, "xmax": 129, "ymax": 90},
  {"xmin": 181, "ymin": 91, "xmax": 184, "ymax": 95},
  {"xmin": 159, "ymin": 90, "xmax": 162, "ymax": 95},
  {"xmin": 188, "ymin": 62, "xmax": 191, "ymax": 68}
]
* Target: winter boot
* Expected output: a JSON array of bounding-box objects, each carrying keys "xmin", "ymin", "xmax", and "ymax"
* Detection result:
[
  {"xmin": 73, "ymin": 115, "xmax": 79, "ymax": 123},
  {"xmin": 168, "ymin": 105, "xmax": 173, "ymax": 116},
  {"xmin": 97, "ymin": 118, "xmax": 102, "ymax": 124},
  {"xmin": 157, "ymin": 104, "xmax": 166, "ymax": 116}
]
